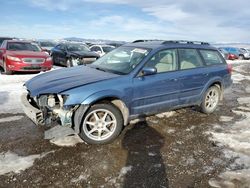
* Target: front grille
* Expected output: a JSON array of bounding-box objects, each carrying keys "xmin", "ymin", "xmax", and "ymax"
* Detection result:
[
  {"xmin": 22, "ymin": 66, "xmax": 41, "ymax": 70},
  {"xmin": 22, "ymin": 58, "xmax": 45, "ymax": 64}
]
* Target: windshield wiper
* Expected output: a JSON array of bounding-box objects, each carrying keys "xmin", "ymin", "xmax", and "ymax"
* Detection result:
[{"xmin": 95, "ymin": 67, "xmax": 107, "ymax": 72}]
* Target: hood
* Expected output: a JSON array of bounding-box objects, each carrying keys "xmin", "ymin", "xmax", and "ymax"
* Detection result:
[
  {"xmin": 25, "ymin": 66, "xmax": 120, "ymax": 97},
  {"xmin": 69, "ymin": 51, "xmax": 99, "ymax": 57},
  {"xmin": 7, "ymin": 50, "xmax": 49, "ymax": 58}
]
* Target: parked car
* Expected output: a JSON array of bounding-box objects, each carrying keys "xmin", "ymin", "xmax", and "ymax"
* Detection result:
[
  {"xmin": 218, "ymin": 48, "xmax": 238, "ymax": 60},
  {"xmin": 22, "ymin": 40, "xmax": 232, "ymax": 144},
  {"xmin": 218, "ymin": 48, "xmax": 229, "ymax": 60},
  {"xmin": 90, "ymin": 44, "xmax": 115, "ymax": 56},
  {"xmin": 220, "ymin": 47, "xmax": 249, "ymax": 60},
  {"xmin": 51, "ymin": 43, "xmax": 99, "ymax": 67},
  {"xmin": 0, "ymin": 37, "xmax": 15, "ymax": 46},
  {"xmin": 240, "ymin": 48, "xmax": 250, "ymax": 59},
  {"xmin": 0, "ymin": 40, "xmax": 53, "ymax": 75},
  {"xmin": 37, "ymin": 41, "xmax": 57, "ymax": 54}
]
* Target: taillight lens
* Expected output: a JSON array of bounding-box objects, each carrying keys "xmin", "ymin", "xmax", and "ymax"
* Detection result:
[{"xmin": 227, "ymin": 63, "xmax": 232, "ymax": 74}]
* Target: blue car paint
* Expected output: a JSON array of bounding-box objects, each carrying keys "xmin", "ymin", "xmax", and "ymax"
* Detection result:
[
  {"xmin": 25, "ymin": 65, "xmax": 119, "ymax": 97},
  {"xmin": 25, "ymin": 41, "xmax": 232, "ymax": 121}
]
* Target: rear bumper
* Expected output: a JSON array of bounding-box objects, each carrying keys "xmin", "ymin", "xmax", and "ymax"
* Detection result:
[{"xmin": 21, "ymin": 93, "xmax": 45, "ymax": 125}]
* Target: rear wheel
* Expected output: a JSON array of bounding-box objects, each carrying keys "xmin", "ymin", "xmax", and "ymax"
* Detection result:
[
  {"xmin": 79, "ymin": 103, "xmax": 123, "ymax": 144},
  {"xmin": 201, "ymin": 86, "xmax": 221, "ymax": 114}
]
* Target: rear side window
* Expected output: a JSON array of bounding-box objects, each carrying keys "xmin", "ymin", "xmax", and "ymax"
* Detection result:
[
  {"xmin": 200, "ymin": 50, "xmax": 224, "ymax": 65},
  {"xmin": 179, "ymin": 49, "xmax": 203, "ymax": 70}
]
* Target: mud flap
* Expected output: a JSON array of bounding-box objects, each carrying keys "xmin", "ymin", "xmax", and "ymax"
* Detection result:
[{"xmin": 44, "ymin": 125, "xmax": 76, "ymax": 140}]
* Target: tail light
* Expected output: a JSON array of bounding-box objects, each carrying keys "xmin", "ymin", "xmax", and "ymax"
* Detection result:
[{"xmin": 227, "ymin": 63, "xmax": 232, "ymax": 74}]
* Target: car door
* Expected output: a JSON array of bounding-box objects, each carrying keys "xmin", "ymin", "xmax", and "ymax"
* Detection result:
[
  {"xmin": 178, "ymin": 48, "xmax": 209, "ymax": 105},
  {"xmin": 131, "ymin": 49, "xmax": 180, "ymax": 115}
]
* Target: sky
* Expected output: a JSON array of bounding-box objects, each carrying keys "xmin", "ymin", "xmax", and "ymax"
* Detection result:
[{"xmin": 1, "ymin": 0, "xmax": 250, "ymax": 42}]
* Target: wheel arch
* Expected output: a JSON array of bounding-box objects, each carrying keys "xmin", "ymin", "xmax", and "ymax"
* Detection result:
[
  {"xmin": 201, "ymin": 78, "xmax": 223, "ymax": 102},
  {"xmin": 73, "ymin": 95, "xmax": 130, "ymax": 134}
]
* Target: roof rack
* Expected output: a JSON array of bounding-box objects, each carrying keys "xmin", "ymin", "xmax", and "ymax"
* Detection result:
[
  {"xmin": 132, "ymin": 39, "xmax": 161, "ymax": 43},
  {"xmin": 162, "ymin": 40, "xmax": 210, "ymax": 45}
]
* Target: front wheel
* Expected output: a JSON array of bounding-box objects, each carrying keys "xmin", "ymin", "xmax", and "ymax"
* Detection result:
[
  {"xmin": 201, "ymin": 86, "xmax": 221, "ymax": 114},
  {"xmin": 79, "ymin": 103, "xmax": 123, "ymax": 144},
  {"xmin": 3, "ymin": 60, "xmax": 12, "ymax": 75},
  {"xmin": 66, "ymin": 58, "xmax": 73, "ymax": 67}
]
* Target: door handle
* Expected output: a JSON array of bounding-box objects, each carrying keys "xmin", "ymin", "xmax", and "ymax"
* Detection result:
[{"xmin": 203, "ymin": 73, "xmax": 209, "ymax": 76}]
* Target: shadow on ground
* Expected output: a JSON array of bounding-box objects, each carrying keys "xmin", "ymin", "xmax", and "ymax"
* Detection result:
[{"xmin": 122, "ymin": 121, "xmax": 169, "ymax": 188}]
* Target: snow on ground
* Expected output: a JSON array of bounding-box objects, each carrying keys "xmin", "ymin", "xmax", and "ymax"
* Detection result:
[
  {"xmin": 0, "ymin": 74, "xmax": 36, "ymax": 114},
  {"xmin": 0, "ymin": 115, "xmax": 24, "ymax": 123},
  {"xmin": 0, "ymin": 151, "xmax": 53, "ymax": 175},
  {"xmin": 208, "ymin": 63, "xmax": 250, "ymax": 187},
  {"xmin": 50, "ymin": 135, "xmax": 84, "ymax": 147},
  {"xmin": 0, "ymin": 67, "xmax": 61, "ymax": 114}
]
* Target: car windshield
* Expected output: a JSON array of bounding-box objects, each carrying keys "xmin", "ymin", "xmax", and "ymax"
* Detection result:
[
  {"xmin": 7, "ymin": 42, "xmax": 41, "ymax": 52},
  {"xmin": 40, "ymin": 41, "xmax": 56, "ymax": 47},
  {"xmin": 102, "ymin": 46, "xmax": 115, "ymax": 53},
  {"xmin": 67, "ymin": 44, "xmax": 90, "ymax": 52},
  {"xmin": 91, "ymin": 46, "xmax": 150, "ymax": 75}
]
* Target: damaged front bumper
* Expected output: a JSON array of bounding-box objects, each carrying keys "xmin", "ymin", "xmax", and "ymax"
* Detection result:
[
  {"xmin": 21, "ymin": 93, "xmax": 77, "ymax": 127},
  {"xmin": 21, "ymin": 93, "xmax": 45, "ymax": 125}
]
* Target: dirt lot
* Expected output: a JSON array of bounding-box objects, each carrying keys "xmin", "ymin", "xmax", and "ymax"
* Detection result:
[{"xmin": 0, "ymin": 62, "xmax": 250, "ymax": 188}]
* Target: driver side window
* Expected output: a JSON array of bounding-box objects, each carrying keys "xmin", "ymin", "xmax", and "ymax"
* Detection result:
[{"xmin": 145, "ymin": 49, "xmax": 177, "ymax": 73}]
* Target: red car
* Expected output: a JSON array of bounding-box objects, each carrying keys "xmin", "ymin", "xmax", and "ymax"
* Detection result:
[{"xmin": 0, "ymin": 40, "xmax": 53, "ymax": 75}]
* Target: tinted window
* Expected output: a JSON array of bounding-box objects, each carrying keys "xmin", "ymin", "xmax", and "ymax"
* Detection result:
[
  {"xmin": 7, "ymin": 42, "xmax": 41, "ymax": 52},
  {"xmin": 145, "ymin": 49, "xmax": 177, "ymax": 73},
  {"xmin": 103, "ymin": 46, "xmax": 115, "ymax": 53},
  {"xmin": 179, "ymin": 49, "xmax": 203, "ymax": 70},
  {"xmin": 67, "ymin": 44, "xmax": 90, "ymax": 52},
  {"xmin": 200, "ymin": 50, "xmax": 224, "ymax": 65}
]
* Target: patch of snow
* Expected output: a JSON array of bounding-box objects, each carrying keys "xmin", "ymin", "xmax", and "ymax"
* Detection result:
[
  {"xmin": 208, "ymin": 109, "xmax": 250, "ymax": 187},
  {"xmin": 0, "ymin": 67, "xmax": 61, "ymax": 114},
  {"xmin": 166, "ymin": 128, "xmax": 175, "ymax": 134},
  {"xmin": 153, "ymin": 164, "xmax": 162, "ymax": 168},
  {"xmin": 0, "ymin": 151, "xmax": 52, "ymax": 175},
  {"xmin": 50, "ymin": 134, "xmax": 84, "ymax": 147},
  {"xmin": 71, "ymin": 170, "xmax": 89, "ymax": 183},
  {"xmin": 237, "ymin": 97, "xmax": 250, "ymax": 107},
  {"xmin": 219, "ymin": 116, "xmax": 233, "ymax": 122},
  {"xmin": 156, "ymin": 111, "xmax": 176, "ymax": 118},
  {"xmin": 148, "ymin": 152, "xmax": 157, "ymax": 156},
  {"xmin": 0, "ymin": 115, "xmax": 24, "ymax": 123},
  {"xmin": 118, "ymin": 166, "xmax": 133, "ymax": 179}
]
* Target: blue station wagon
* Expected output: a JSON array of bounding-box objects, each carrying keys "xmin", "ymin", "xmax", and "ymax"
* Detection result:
[{"xmin": 22, "ymin": 40, "xmax": 232, "ymax": 144}]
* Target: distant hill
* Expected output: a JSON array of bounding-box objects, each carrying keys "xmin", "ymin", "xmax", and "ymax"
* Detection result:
[{"xmin": 63, "ymin": 37, "xmax": 126, "ymax": 45}]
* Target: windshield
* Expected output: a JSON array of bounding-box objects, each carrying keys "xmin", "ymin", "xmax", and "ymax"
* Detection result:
[
  {"xmin": 67, "ymin": 44, "xmax": 90, "ymax": 52},
  {"xmin": 91, "ymin": 46, "xmax": 150, "ymax": 75},
  {"xmin": 7, "ymin": 42, "xmax": 41, "ymax": 52},
  {"xmin": 102, "ymin": 46, "xmax": 115, "ymax": 53},
  {"xmin": 40, "ymin": 41, "xmax": 56, "ymax": 47}
]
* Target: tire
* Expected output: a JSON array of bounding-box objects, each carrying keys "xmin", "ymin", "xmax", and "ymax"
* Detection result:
[
  {"xmin": 78, "ymin": 103, "xmax": 123, "ymax": 144},
  {"xmin": 66, "ymin": 58, "xmax": 73, "ymax": 67},
  {"xmin": 201, "ymin": 86, "xmax": 221, "ymax": 114},
  {"xmin": 239, "ymin": 55, "xmax": 244, "ymax": 60},
  {"xmin": 3, "ymin": 60, "xmax": 12, "ymax": 75}
]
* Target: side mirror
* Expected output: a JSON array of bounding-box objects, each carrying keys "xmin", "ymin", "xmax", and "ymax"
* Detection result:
[{"xmin": 141, "ymin": 67, "xmax": 157, "ymax": 76}]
